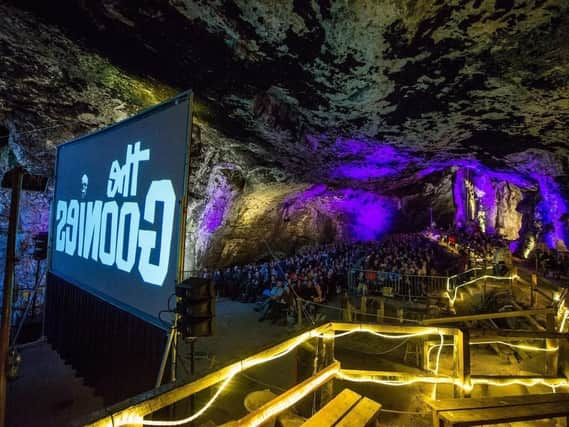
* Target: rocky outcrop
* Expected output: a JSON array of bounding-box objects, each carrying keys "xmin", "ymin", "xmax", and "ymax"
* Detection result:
[
  {"xmin": 199, "ymin": 183, "xmax": 399, "ymax": 267},
  {"xmin": 0, "ymin": 2, "xmax": 568, "ymax": 271},
  {"xmin": 11, "ymin": 0, "xmax": 569, "ymax": 171},
  {"xmin": 495, "ymin": 182, "xmax": 523, "ymax": 241}
]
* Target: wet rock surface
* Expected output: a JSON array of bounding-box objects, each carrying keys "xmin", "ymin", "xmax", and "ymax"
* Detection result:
[{"xmin": 0, "ymin": 2, "xmax": 568, "ymax": 270}]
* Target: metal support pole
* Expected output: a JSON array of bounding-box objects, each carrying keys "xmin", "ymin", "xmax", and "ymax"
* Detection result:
[
  {"xmin": 156, "ymin": 324, "xmax": 176, "ymax": 388},
  {"xmin": 0, "ymin": 167, "xmax": 23, "ymax": 427}
]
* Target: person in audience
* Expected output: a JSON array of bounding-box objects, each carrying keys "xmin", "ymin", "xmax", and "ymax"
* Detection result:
[{"xmin": 256, "ymin": 279, "xmax": 285, "ymax": 322}]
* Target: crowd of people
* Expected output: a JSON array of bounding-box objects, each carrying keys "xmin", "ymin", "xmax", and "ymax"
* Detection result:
[
  {"xmin": 361, "ymin": 234, "xmax": 441, "ymax": 276},
  {"xmin": 200, "ymin": 233, "xmax": 465, "ymax": 323},
  {"xmin": 197, "ymin": 226, "xmax": 565, "ymax": 324},
  {"xmin": 202, "ymin": 243, "xmax": 359, "ymax": 322},
  {"xmin": 434, "ymin": 226, "xmax": 509, "ymax": 271}
]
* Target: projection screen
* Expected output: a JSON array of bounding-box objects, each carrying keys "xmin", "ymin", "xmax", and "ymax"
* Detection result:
[{"xmin": 49, "ymin": 92, "xmax": 192, "ymax": 328}]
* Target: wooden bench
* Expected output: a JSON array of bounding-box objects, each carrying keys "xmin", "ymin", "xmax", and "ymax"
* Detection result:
[
  {"xmin": 428, "ymin": 393, "xmax": 569, "ymax": 427},
  {"xmin": 302, "ymin": 388, "xmax": 381, "ymax": 427}
]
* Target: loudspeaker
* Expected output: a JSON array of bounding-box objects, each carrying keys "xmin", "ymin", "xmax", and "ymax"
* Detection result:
[
  {"xmin": 176, "ymin": 277, "xmax": 215, "ymax": 338},
  {"xmin": 33, "ymin": 232, "xmax": 48, "ymax": 260}
]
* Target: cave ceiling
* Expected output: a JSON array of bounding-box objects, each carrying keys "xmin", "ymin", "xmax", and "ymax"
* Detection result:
[{"xmin": 4, "ymin": 0, "xmax": 569, "ymax": 182}]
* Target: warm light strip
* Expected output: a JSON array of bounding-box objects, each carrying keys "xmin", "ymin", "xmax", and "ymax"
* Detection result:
[
  {"xmin": 109, "ymin": 321, "xmax": 566, "ymax": 427},
  {"xmin": 319, "ymin": 327, "xmax": 439, "ymax": 340},
  {"xmin": 338, "ymin": 370, "xmax": 569, "ymax": 393},
  {"xmin": 471, "ymin": 377, "xmax": 569, "ymax": 392},
  {"xmin": 336, "ymin": 370, "xmax": 455, "ymax": 387},
  {"xmin": 425, "ymin": 339, "xmax": 559, "ymax": 372},
  {"xmin": 426, "ymin": 343, "xmax": 454, "ymax": 372},
  {"xmin": 132, "ymin": 327, "xmax": 443, "ymax": 426},
  {"xmin": 237, "ymin": 363, "xmax": 339, "ymax": 427},
  {"xmin": 474, "ymin": 340, "xmax": 559, "ymax": 352},
  {"xmin": 446, "ymin": 274, "xmax": 517, "ymax": 305},
  {"xmin": 558, "ymin": 309, "xmax": 568, "ymax": 332},
  {"xmin": 140, "ymin": 330, "xmax": 319, "ymax": 426}
]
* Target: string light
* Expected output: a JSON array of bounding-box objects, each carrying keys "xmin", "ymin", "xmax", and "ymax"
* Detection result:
[
  {"xmin": 133, "ymin": 327, "xmax": 443, "ymax": 427},
  {"xmin": 425, "ymin": 339, "xmax": 560, "ymax": 372},
  {"xmin": 471, "ymin": 377, "xmax": 569, "ymax": 392},
  {"xmin": 558, "ymin": 308, "xmax": 568, "ymax": 332},
  {"xmin": 336, "ymin": 370, "xmax": 455, "ymax": 387},
  {"xmin": 473, "ymin": 341, "xmax": 559, "ymax": 352},
  {"xmin": 446, "ymin": 274, "xmax": 518, "ymax": 305},
  {"xmin": 109, "ymin": 322, "xmax": 566, "ymax": 427},
  {"xmin": 339, "ymin": 371, "xmax": 569, "ymax": 393}
]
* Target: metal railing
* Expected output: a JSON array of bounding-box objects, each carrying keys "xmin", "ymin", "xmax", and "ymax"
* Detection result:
[{"xmin": 349, "ymin": 265, "xmax": 502, "ymax": 301}]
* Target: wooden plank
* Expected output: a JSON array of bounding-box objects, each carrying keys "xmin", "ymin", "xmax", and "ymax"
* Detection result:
[
  {"xmin": 471, "ymin": 375, "xmax": 568, "ymax": 386},
  {"xmin": 428, "ymin": 393, "xmax": 569, "ymax": 411},
  {"xmin": 330, "ymin": 321, "xmax": 457, "ymax": 337},
  {"xmin": 422, "ymin": 308, "xmax": 554, "ymax": 325},
  {"xmin": 301, "ymin": 389, "xmax": 361, "ymax": 427},
  {"xmin": 339, "ymin": 369, "xmax": 454, "ymax": 384},
  {"xmin": 335, "ymin": 397, "xmax": 381, "ymax": 427},
  {"xmin": 236, "ymin": 362, "xmax": 340, "ymax": 426},
  {"xmin": 468, "ymin": 328, "xmax": 569, "ymax": 340},
  {"xmin": 440, "ymin": 401, "xmax": 569, "ymax": 426},
  {"xmin": 82, "ymin": 322, "xmax": 460, "ymax": 427},
  {"xmin": 511, "ymin": 300, "xmax": 546, "ymax": 331},
  {"xmin": 455, "ymin": 329, "xmax": 470, "ymax": 397},
  {"xmin": 82, "ymin": 324, "xmax": 333, "ymax": 427}
]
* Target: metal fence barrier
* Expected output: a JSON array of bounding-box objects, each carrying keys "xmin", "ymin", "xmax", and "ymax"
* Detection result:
[{"xmin": 349, "ymin": 265, "xmax": 498, "ymax": 301}]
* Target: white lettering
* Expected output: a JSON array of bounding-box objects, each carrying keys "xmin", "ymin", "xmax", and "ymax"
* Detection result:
[
  {"xmin": 107, "ymin": 161, "xmax": 122, "ymax": 198},
  {"xmin": 78, "ymin": 202, "xmax": 85, "ymax": 256},
  {"xmin": 116, "ymin": 202, "xmax": 140, "ymax": 273},
  {"xmin": 99, "ymin": 201, "xmax": 118, "ymax": 266},
  {"xmin": 54, "ymin": 142, "xmax": 175, "ymax": 288},
  {"xmin": 65, "ymin": 200, "xmax": 79, "ymax": 256},
  {"xmin": 126, "ymin": 141, "xmax": 150, "ymax": 197},
  {"xmin": 138, "ymin": 180, "xmax": 176, "ymax": 286},
  {"xmin": 83, "ymin": 201, "xmax": 102, "ymax": 260},
  {"xmin": 55, "ymin": 201, "xmax": 67, "ymax": 252}
]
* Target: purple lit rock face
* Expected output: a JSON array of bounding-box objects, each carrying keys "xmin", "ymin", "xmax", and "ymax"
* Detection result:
[
  {"xmin": 453, "ymin": 168, "xmax": 468, "ymax": 227},
  {"xmin": 196, "ymin": 166, "xmax": 242, "ymax": 259},
  {"xmin": 329, "ymin": 138, "xmax": 416, "ymax": 181},
  {"xmin": 535, "ymin": 175, "xmax": 569, "ymax": 251},
  {"xmin": 285, "ymin": 184, "xmax": 395, "ymax": 241},
  {"xmin": 448, "ymin": 159, "xmax": 569, "ymax": 250},
  {"xmin": 471, "ymin": 174, "xmax": 497, "ymax": 234}
]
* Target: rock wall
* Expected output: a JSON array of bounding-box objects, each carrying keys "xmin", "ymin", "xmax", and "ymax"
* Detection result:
[
  {"xmin": 0, "ymin": 2, "xmax": 568, "ymax": 275},
  {"xmin": 451, "ymin": 161, "xmax": 569, "ymax": 256},
  {"xmin": 495, "ymin": 181, "xmax": 524, "ymax": 241},
  {"xmin": 196, "ymin": 183, "xmax": 399, "ymax": 268}
]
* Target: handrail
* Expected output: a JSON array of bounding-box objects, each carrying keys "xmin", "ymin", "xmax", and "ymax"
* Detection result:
[{"xmin": 80, "ymin": 322, "xmax": 458, "ymax": 427}]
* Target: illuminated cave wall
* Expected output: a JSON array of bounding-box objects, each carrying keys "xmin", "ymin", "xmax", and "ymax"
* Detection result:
[
  {"xmin": 186, "ymin": 141, "xmax": 569, "ymax": 268},
  {"xmin": 451, "ymin": 162, "xmax": 569, "ymax": 254},
  {"xmin": 0, "ymin": 189, "xmax": 50, "ymax": 296},
  {"xmin": 194, "ymin": 182, "xmax": 399, "ymax": 267},
  {"xmin": 452, "ymin": 166, "xmax": 526, "ymax": 239}
]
